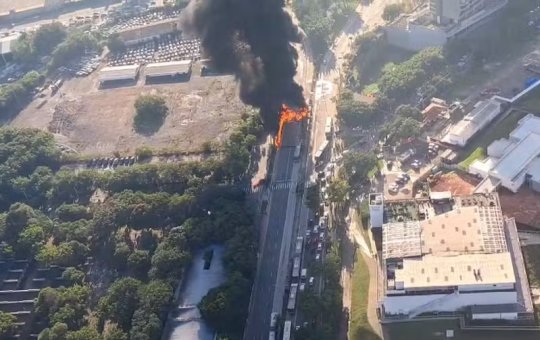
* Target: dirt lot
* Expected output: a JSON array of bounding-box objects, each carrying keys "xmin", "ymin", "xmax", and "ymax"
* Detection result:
[
  {"xmin": 499, "ymin": 187, "xmax": 540, "ymax": 229},
  {"xmin": 0, "ymin": 0, "xmax": 44, "ymax": 13},
  {"xmin": 430, "ymin": 172, "xmax": 478, "ymax": 195},
  {"xmin": 12, "ymin": 66, "xmax": 246, "ymax": 156}
]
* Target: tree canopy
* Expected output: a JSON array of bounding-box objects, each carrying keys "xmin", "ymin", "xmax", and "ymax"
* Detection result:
[{"xmin": 133, "ymin": 94, "xmax": 169, "ymax": 134}]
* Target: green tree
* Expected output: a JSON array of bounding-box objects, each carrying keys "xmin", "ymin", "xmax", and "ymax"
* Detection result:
[
  {"xmin": 337, "ymin": 90, "xmax": 376, "ymax": 127},
  {"xmin": 133, "ymin": 95, "xmax": 169, "ymax": 134},
  {"xmin": 106, "ymin": 33, "xmax": 126, "ymax": 54},
  {"xmin": 66, "ymin": 326, "xmax": 102, "ymax": 340},
  {"xmin": 138, "ymin": 280, "xmax": 172, "ymax": 313},
  {"xmin": 130, "ymin": 309, "xmax": 161, "ymax": 340},
  {"xmin": 395, "ymin": 104, "xmax": 421, "ymax": 121},
  {"xmin": 382, "ymin": 3, "xmax": 404, "ymax": 22},
  {"xmin": 16, "ymin": 224, "xmax": 45, "ymax": 256},
  {"xmin": 104, "ymin": 326, "xmax": 128, "ymax": 340},
  {"xmin": 341, "ymin": 152, "xmax": 377, "ymax": 186},
  {"xmin": 38, "ymin": 323, "xmax": 68, "ymax": 340},
  {"xmin": 0, "ymin": 311, "xmax": 16, "ymax": 337},
  {"xmin": 11, "ymin": 33, "xmax": 36, "ymax": 63},
  {"xmin": 62, "ymin": 267, "xmax": 85, "ymax": 285},
  {"xmin": 32, "ymin": 22, "xmax": 67, "ymax": 55},
  {"xmin": 128, "ymin": 250, "xmax": 151, "ymax": 279},
  {"xmin": 98, "ymin": 277, "xmax": 142, "ymax": 330},
  {"xmin": 55, "ymin": 204, "xmax": 91, "ymax": 222},
  {"xmin": 326, "ymin": 179, "xmax": 350, "ymax": 203}
]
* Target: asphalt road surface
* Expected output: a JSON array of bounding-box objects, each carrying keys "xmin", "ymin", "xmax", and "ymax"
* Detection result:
[{"xmin": 244, "ymin": 122, "xmax": 301, "ymax": 340}]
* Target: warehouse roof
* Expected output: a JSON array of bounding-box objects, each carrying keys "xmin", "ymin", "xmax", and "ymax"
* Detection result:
[
  {"xmin": 145, "ymin": 60, "xmax": 191, "ymax": 78},
  {"xmin": 99, "ymin": 65, "xmax": 140, "ymax": 83}
]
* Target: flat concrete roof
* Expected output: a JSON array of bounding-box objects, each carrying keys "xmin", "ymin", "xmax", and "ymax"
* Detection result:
[{"xmin": 395, "ymin": 252, "xmax": 515, "ymax": 290}]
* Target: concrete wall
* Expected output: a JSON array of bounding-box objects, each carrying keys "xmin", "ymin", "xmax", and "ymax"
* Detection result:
[
  {"xmin": 383, "ymin": 291, "xmax": 517, "ymax": 315},
  {"xmin": 458, "ymin": 282, "xmax": 515, "ymax": 292},
  {"xmin": 385, "ymin": 24, "xmax": 448, "ymax": 51}
]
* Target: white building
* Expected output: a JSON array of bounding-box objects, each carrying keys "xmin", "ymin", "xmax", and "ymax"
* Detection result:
[
  {"xmin": 385, "ymin": 0, "xmax": 507, "ymax": 51},
  {"xmin": 380, "ymin": 193, "xmax": 533, "ymax": 320},
  {"xmin": 145, "ymin": 60, "xmax": 192, "ymax": 80},
  {"xmin": 442, "ymin": 98, "xmax": 502, "ymax": 147},
  {"xmin": 470, "ymin": 114, "xmax": 540, "ymax": 193},
  {"xmin": 98, "ymin": 64, "xmax": 140, "ymax": 84},
  {"xmin": 369, "ymin": 193, "xmax": 384, "ymax": 229}
]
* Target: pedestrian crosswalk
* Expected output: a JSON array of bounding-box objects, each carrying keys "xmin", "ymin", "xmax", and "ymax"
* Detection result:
[
  {"xmin": 241, "ymin": 181, "xmax": 297, "ymax": 194},
  {"xmin": 270, "ymin": 181, "xmax": 293, "ymax": 191}
]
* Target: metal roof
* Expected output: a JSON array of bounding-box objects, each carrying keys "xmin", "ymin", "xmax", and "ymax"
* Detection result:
[
  {"xmin": 145, "ymin": 60, "xmax": 191, "ymax": 78},
  {"xmin": 99, "ymin": 64, "xmax": 140, "ymax": 82}
]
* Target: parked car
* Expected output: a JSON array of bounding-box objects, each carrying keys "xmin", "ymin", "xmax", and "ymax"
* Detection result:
[{"xmin": 309, "ymin": 277, "xmax": 314, "ymax": 286}]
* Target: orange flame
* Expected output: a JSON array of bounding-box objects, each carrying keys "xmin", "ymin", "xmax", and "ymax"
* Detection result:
[{"xmin": 274, "ymin": 104, "xmax": 310, "ymax": 148}]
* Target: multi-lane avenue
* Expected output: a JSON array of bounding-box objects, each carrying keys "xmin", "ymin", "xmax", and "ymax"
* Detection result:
[{"xmin": 244, "ymin": 122, "xmax": 304, "ymax": 340}]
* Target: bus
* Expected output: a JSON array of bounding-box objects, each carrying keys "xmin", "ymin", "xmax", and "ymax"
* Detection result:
[
  {"xmin": 295, "ymin": 236, "xmax": 303, "ymax": 255},
  {"xmin": 325, "ymin": 117, "xmax": 333, "ymax": 139},
  {"xmin": 294, "ymin": 144, "xmax": 301, "ymax": 160},
  {"xmin": 292, "ymin": 257, "xmax": 300, "ymax": 278},
  {"xmin": 287, "ymin": 283, "xmax": 298, "ymax": 310},
  {"xmin": 314, "ymin": 140, "xmax": 329, "ymax": 163},
  {"xmin": 282, "ymin": 320, "xmax": 292, "ymax": 340}
]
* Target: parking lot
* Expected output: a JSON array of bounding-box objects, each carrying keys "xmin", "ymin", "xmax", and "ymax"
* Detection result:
[{"xmin": 108, "ymin": 34, "xmax": 201, "ymax": 66}]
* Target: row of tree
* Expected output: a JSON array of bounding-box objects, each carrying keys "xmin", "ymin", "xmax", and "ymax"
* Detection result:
[{"xmin": 0, "ymin": 71, "xmax": 45, "ymax": 118}]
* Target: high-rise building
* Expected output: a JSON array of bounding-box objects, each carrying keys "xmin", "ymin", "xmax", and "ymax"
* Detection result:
[
  {"xmin": 369, "ymin": 193, "xmax": 384, "ymax": 229},
  {"xmin": 429, "ymin": 0, "xmax": 486, "ymax": 25}
]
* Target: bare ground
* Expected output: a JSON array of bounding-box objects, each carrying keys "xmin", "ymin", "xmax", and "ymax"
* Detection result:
[
  {"xmin": 430, "ymin": 172, "xmax": 479, "ymax": 196},
  {"xmin": 0, "ymin": 0, "xmax": 44, "ymax": 13},
  {"xmin": 12, "ymin": 68, "xmax": 246, "ymax": 156}
]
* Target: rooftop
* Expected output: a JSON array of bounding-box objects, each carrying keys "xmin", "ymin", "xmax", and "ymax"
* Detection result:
[
  {"xmin": 145, "ymin": 60, "xmax": 191, "ymax": 77},
  {"xmin": 0, "ymin": 34, "xmax": 19, "ymax": 55},
  {"xmin": 491, "ymin": 133, "xmax": 540, "ymax": 183},
  {"xmin": 394, "ymin": 252, "xmax": 515, "ymax": 290}
]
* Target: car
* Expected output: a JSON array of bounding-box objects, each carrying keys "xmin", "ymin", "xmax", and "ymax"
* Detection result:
[
  {"xmin": 319, "ymin": 232, "xmax": 325, "ymax": 240},
  {"xmin": 96, "ymin": 158, "xmax": 103, "ymax": 167},
  {"xmin": 317, "ymin": 242, "xmax": 322, "ymax": 251},
  {"xmin": 305, "ymin": 229, "xmax": 311, "ymax": 237},
  {"xmin": 308, "ymin": 218, "xmax": 314, "ymax": 227},
  {"xmin": 402, "ymin": 173, "xmax": 410, "ymax": 180},
  {"xmin": 309, "ymin": 277, "xmax": 315, "ymax": 286},
  {"xmin": 129, "ymin": 156, "xmax": 136, "ymax": 165},
  {"xmin": 112, "ymin": 158, "xmax": 119, "ymax": 167},
  {"xmin": 315, "ymin": 253, "xmax": 321, "ymax": 261},
  {"xmin": 313, "ymin": 225, "xmax": 319, "ymax": 233},
  {"xmin": 299, "ymin": 283, "xmax": 305, "ymax": 292}
]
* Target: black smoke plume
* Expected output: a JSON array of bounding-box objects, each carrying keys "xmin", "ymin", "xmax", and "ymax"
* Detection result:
[{"xmin": 181, "ymin": 0, "xmax": 306, "ymax": 127}]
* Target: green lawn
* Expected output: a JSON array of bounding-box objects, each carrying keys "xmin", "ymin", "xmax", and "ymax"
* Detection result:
[
  {"xmin": 349, "ymin": 253, "xmax": 379, "ymax": 340},
  {"xmin": 523, "ymin": 245, "xmax": 540, "ymax": 287},
  {"xmin": 517, "ymin": 86, "xmax": 540, "ymax": 114},
  {"xmin": 458, "ymin": 147, "xmax": 485, "ymax": 170}
]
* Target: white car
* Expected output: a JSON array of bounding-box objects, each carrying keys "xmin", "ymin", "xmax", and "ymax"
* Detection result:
[
  {"xmin": 315, "ymin": 253, "xmax": 321, "ymax": 261},
  {"xmin": 309, "ymin": 277, "xmax": 315, "ymax": 286}
]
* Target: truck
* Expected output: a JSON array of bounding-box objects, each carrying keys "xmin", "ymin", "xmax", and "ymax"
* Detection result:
[
  {"xmin": 295, "ymin": 236, "xmax": 303, "ymax": 255},
  {"xmin": 325, "ymin": 117, "xmax": 333, "ymax": 139},
  {"xmin": 287, "ymin": 283, "xmax": 298, "ymax": 310},
  {"xmin": 292, "ymin": 257, "xmax": 300, "ymax": 278},
  {"xmin": 294, "ymin": 144, "xmax": 301, "ymax": 160},
  {"xmin": 314, "ymin": 140, "xmax": 329, "ymax": 164},
  {"xmin": 270, "ymin": 312, "xmax": 278, "ymax": 329},
  {"xmin": 282, "ymin": 320, "xmax": 292, "ymax": 340},
  {"xmin": 301, "ymin": 268, "xmax": 307, "ymax": 279}
]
